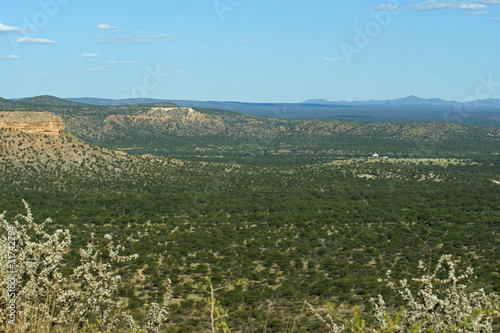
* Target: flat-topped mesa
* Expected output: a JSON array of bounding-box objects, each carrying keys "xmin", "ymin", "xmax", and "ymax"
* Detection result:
[{"xmin": 0, "ymin": 111, "xmax": 65, "ymax": 135}]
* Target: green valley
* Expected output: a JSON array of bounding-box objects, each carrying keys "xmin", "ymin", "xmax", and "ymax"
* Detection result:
[{"xmin": 0, "ymin": 97, "xmax": 498, "ymax": 332}]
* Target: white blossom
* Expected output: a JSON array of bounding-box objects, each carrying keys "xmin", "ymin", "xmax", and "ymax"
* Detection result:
[
  {"xmin": 0, "ymin": 201, "xmax": 171, "ymax": 332},
  {"xmin": 370, "ymin": 255, "xmax": 499, "ymax": 332}
]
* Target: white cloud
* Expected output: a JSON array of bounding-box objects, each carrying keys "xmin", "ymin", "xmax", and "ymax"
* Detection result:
[
  {"xmin": 108, "ymin": 60, "xmax": 137, "ymax": 64},
  {"xmin": 372, "ymin": 4, "xmax": 399, "ymax": 10},
  {"xmin": 81, "ymin": 53, "xmax": 99, "ymax": 58},
  {"xmin": 493, "ymin": 16, "xmax": 500, "ymax": 19},
  {"xmin": 16, "ymin": 37, "xmax": 57, "ymax": 44},
  {"xmin": 97, "ymin": 33, "xmax": 178, "ymax": 44},
  {"xmin": 35, "ymin": 72, "xmax": 51, "ymax": 77},
  {"xmin": 96, "ymin": 24, "xmax": 124, "ymax": 33},
  {"xmin": 2, "ymin": 54, "xmax": 20, "ymax": 59},
  {"xmin": 466, "ymin": 10, "xmax": 489, "ymax": 13},
  {"xmin": 97, "ymin": 24, "xmax": 118, "ymax": 30},
  {"xmin": 322, "ymin": 57, "xmax": 346, "ymax": 62},
  {"xmin": 97, "ymin": 35, "xmax": 148, "ymax": 44},
  {"xmin": 95, "ymin": 25, "xmax": 178, "ymax": 44},
  {"xmin": 138, "ymin": 32, "xmax": 178, "ymax": 41},
  {"xmin": 0, "ymin": 23, "xmax": 23, "ymax": 34},
  {"xmin": 474, "ymin": 0, "xmax": 500, "ymax": 4},
  {"xmin": 406, "ymin": 0, "xmax": 487, "ymax": 10},
  {"xmin": 85, "ymin": 67, "xmax": 111, "ymax": 72}
]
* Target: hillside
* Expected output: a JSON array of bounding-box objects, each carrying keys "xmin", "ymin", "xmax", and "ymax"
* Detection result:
[
  {"xmin": 1, "ymin": 97, "xmax": 498, "ymax": 165},
  {"xmin": 1, "ymin": 97, "xmax": 499, "ymax": 143},
  {"xmin": 0, "ymin": 124, "xmax": 184, "ymax": 180},
  {"xmin": 101, "ymin": 106, "xmax": 284, "ymax": 139},
  {"xmin": 93, "ymin": 106, "xmax": 500, "ymax": 164},
  {"xmin": 18, "ymin": 95, "xmax": 85, "ymax": 107}
]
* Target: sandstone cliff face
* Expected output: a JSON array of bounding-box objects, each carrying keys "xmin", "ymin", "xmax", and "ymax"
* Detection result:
[{"xmin": 0, "ymin": 111, "xmax": 65, "ymax": 135}]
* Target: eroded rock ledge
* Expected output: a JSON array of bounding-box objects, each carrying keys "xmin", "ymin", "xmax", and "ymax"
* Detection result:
[{"xmin": 0, "ymin": 111, "xmax": 65, "ymax": 135}]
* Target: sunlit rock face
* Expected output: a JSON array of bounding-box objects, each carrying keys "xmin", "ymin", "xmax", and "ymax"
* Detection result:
[{"xmin": 0, "ymin": 111, "xmax": 65, "ymax": 135}]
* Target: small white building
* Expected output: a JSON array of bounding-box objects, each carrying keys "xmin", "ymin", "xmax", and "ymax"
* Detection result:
[{"xmin": 372, "ymin": 153, "xmax": 379, "ymax": 158}]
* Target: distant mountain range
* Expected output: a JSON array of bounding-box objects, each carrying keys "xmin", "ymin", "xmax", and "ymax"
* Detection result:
[
  {"xmin": 5, "ymin": 95, "xmax": 500, "ymax": 126},
  {"xmin": 302, "ymin": 95, "xmax": 500, "ymax": 107},
  {"xmin": 65, "ymin": 95, "xmax": 500, "ymax": 108},
  {"xmin": 66, "ymin": 95, "xmax": 500, "ymax": 126}
]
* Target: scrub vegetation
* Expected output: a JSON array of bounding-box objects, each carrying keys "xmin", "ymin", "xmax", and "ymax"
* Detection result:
[{"xmin": 0, "ymin": 98, "xmax": 498, "ymax": 331}]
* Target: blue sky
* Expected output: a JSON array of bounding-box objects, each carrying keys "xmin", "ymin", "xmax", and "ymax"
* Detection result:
[{"xmin": 1, "ymin": 0, "xmax": 499, "ymax": 102}]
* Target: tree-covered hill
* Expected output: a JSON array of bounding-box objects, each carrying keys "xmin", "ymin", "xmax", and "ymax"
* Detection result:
[
  {"xmin": 15, "ymin": 95, "xmax": 86, "ymax": 107},
  {"xmin": 1, "ymin": 97, "xmax": 498, "ymax": 165}
]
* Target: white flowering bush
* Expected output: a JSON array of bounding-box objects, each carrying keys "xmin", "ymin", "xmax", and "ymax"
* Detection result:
[
  {"xmin": 371, "ymin": 254, "xmax": 499, "ymax": 332},
  {"xmin": 0, "ymin": 201, "xmax": 171, "ymax": 333},
  {"xmin": 306, "ymin": 255, "xmax": 499, "ymax": 332},
  {"xmin": 0, "ymin": 200, "xmax": 73, "ymax": 332}
]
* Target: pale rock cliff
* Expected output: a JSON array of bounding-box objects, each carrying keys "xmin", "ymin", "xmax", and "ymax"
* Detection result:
[{"xmin": 0, "ymin": 111, "xmax": 65, "ymax": 135}]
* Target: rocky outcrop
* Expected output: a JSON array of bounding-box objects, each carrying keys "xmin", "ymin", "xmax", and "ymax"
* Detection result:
[
  {"xmin": 0, "ymin": 111, "xmax": 65, "ymax": 135},
  {"xmin": 102, "ymin": 107, "xmax": 228, "ymax": 137}
]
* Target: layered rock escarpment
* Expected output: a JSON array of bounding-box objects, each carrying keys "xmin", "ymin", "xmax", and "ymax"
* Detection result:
[
  {"xmin": 101, "ymin": 107, "xmax": 228, "ymax": 136},
  {"xmin": 0, "ymin": 111, "xmax": 65, "ymax": 135}
]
